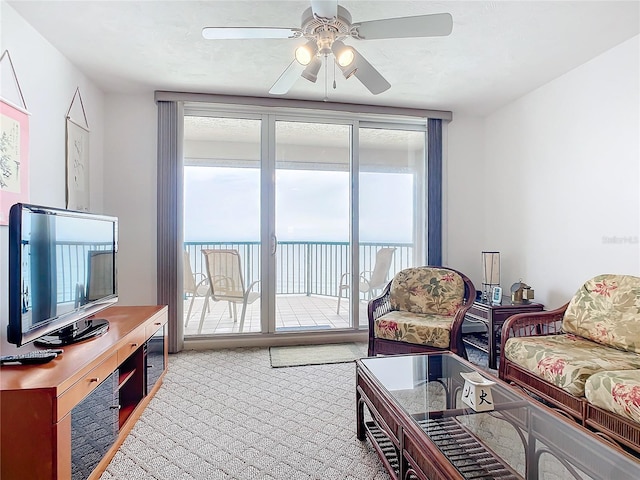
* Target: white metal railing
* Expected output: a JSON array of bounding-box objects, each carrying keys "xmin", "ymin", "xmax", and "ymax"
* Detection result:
[{"xmin": 184, "ymin": 241, "xmax": 413, "ymax": 298}]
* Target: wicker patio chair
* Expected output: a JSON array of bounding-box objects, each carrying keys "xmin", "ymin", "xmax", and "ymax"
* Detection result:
[{"xmin": 367, "ymin": 266, "xmax": 476, "ymax": 357}]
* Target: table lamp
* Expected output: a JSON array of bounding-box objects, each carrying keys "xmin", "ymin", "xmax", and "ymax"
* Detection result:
[{"xmin": 481, "ymin": 251, "xmax": 500, "ymax": 303}]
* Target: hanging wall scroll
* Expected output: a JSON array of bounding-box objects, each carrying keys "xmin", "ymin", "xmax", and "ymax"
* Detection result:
[
  {"xmin": 65, "ymin": 87, "xmax": 90, "ymax": 211},
  {"xmin": 0, "ymin": 50, "xmax": 30, "ymax": 225}
]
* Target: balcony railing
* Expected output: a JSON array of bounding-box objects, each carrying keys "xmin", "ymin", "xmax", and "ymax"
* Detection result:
[{"xmin": 184, "ymin": 241, "xmax": 413, "ymax": 298}]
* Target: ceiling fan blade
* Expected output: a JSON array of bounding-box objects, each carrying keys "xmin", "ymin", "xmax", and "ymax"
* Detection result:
[
  {"xmin": 350, "ymin": 48, "xmax": 391, "ymax": 95},
  {"xmin": 202, "ymin": 27, "xmax": 299, "ymax": 40},
  {"xmin": 269, "ymin": 60, "xmax": 305, "ymax": 95},
  {"xmin": 310, "ymin": 0, "xmax": 338, "ymax": 19},
  {"xmin": 354, "ymin": 13, "xmax": 453, "ymax": 40}
]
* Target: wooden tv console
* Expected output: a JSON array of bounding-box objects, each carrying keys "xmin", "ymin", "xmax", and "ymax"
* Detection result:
[{"xmin": 0, "ymin": 305, "xmax": 168, "ymax": 480}]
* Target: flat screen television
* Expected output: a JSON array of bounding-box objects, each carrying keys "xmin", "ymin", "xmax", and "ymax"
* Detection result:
[{"xmin": 8, "ymin": 203, "xmax": 118, "ymax": 347}]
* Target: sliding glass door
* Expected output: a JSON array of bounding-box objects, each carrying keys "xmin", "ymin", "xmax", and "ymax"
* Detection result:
[
  {"xmin": 181, "ymin": 111, "xmax": 427, "ymax": 338},
  {"xmin": 183, "ymin": 116, "xmax": 262, "ymax": 335},
  {"xmin": 353, "ymin": 127, "xmax": 426, "ymax": 326},
  {"xmin": 274, "ymin": 120, "xmax": 351, "ymax": 332}
]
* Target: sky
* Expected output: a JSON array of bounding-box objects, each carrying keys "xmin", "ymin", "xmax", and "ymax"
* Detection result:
[{"xmin": 184, "ymin": 166, "xmax": 414, "ymax": 243}]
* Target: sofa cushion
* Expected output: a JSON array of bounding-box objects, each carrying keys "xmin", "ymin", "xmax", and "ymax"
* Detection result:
[
  {"xmin": 374, "ymin": 310, "xmax": 452, "ymax": 349},
  {"xmin": 562, "ymin": 274, "xmax": 640, "ymax": 353},
  {"xmin": 504, "ymin": 334, "xmax": 640, "ymax": 396},
  {"xmin": 585, "ymin": 370, "xmax": 640, "ymax": 423},
  {"xmin": 389, "ymin": 267, "xmax": 464, "ymax": 316}
]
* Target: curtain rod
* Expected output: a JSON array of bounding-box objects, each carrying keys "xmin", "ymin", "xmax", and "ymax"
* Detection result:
[{"xmin": 154, "ymin": 91, "xmax": 452, "ymax": 121}]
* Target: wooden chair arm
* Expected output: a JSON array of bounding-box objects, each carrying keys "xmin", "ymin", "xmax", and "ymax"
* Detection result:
[
  {"xmin": 499, "ymin": 303, "xmax": 568, "ymax": 377},
  {"xmin": 367, "ymin": 282, "xmax": 393, "ymax": 326},
  {"xmin": 449, "ymin": 273, "xmax": 477, "ymax": 357}
]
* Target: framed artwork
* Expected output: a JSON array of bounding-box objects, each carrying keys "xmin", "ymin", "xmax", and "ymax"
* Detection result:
[
  {"xmin": 0, "ymin": 98, "xmax": 30, "ymax": 225},
  {"xmin": 65, "ymin": 118, "xmax": 90, "ymax": 211}
]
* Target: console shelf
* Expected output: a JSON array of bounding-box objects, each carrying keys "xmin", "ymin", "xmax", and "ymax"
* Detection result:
[
  {"xmin": 0, "ymin": 305, "xmax": 168, "ymax": 480},
  {"xmin": 119, "ymin": 368, "xmax": 136, "ymax": 388}
]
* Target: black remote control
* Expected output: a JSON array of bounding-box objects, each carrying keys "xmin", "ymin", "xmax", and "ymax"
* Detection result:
[{"xmin": 0, "ymin": 351, "xmax": 60, "ymax": 365}]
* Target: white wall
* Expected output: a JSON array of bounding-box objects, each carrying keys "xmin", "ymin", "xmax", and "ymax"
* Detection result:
[
  {"xmin": 444, "ymin": 116, "xmax": 486, "ymax": 290},
  {"xmin": 103, "ymin": 94, "xmax": 157, "ymax": 305},
  {"xmin": 483, "ymin": 35, "xmax": 640, "ymax": 309},
  {"xmin": 0, "ymin": 3, "xmax": 105, "ymax": 322}
]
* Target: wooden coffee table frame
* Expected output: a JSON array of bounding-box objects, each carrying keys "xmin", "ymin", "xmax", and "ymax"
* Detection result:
[
  {"xmin": 356, "ymin": 354, "xmax": 524, "ymax": 480},
  {"xmin": 356, "ymin": 353, "xmax": 640, "ymax": 480}
]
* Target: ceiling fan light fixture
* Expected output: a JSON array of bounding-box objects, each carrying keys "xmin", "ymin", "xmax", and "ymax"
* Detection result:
[
  {"xmin": 295, "ymin": 40, "xmax": 317, "ymax": 66},
  {"xmin": 209, "ymin": 4, "xmax": 453, "ymax": 96},
  {"xmin": 301, "ymin": 56, "xmax": 322, "ymax": 82},
  {"xmin": 343, "ymin": 67, "xmax": 357, "ymax": 80},
  {"xmin": 337, "ymin": 48, "xmax": 354, "ymax": 67},
  {"xmin": 331, "ymin": 40, "xmax": 354, "ymax": 67}
]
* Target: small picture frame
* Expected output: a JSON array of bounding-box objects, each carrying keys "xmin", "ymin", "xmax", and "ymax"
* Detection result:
[{"xmin": 491, "ymin": 286, "xmax": 502, "ymax": 305}]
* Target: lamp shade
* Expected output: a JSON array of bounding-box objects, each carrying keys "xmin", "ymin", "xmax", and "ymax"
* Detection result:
[
  {"xmin": 301, "ymin": 56, "xmax": 322, "ymax": 82},
  {"xmin": 331, "ymin": 40, "xmax": 357, "ymax": 78},
  {"xmin": 295, "ymin": 40, "xmax": 318, "ymax": 66},
  {"xmin": 482, "ymin": 252, "xmax": 500, "ymax": 285}
]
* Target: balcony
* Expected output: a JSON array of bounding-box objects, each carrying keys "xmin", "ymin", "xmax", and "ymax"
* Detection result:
[{"xmin": 184, "ymin": 241, "xmax": 413, "ymax": 335}]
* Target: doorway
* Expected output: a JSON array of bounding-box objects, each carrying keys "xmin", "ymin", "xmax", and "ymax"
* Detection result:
[{"xmin": 181, "ymin": 112, "xmax": 427, "ymax": 337}]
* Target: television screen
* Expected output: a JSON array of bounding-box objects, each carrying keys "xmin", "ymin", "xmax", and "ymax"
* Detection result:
[{"xmin": 8, "ymin": 203, "xmax": 118, "ymax": 347}]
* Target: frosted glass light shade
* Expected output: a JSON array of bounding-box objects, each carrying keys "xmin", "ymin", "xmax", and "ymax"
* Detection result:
[
  {"xmin": 482, "ymin": 252, "xmax": 500, "ymax": 285},
  {"xmin": 337, "ymin": 48, "xmax": 354, "ymax": 67},
  {"xmin": 295, "ymin": 45, "xmax": 313, "ymax": 65},
  {"xmin": 301, "ymin": 57, "xmax": 322, "ymax": 82},
  {"xmin": 331, "ymin": 40, "xmax": 355, "ymax": 67}
]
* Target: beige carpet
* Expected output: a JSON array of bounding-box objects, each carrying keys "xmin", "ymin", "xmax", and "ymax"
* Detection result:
[
  {"xmin": 100, "ymin": 347, "xmax": 390, "ymax": 480},
  {"xmin": 269, "ymin": 343, "xmax": 367, "ymax": 368},
  {"xmin": 99, "ymin": 347, "xmax": 574, "ymax": 480}
]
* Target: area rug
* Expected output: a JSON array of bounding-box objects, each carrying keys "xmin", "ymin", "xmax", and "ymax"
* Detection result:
[{"xmin": 269, "ymin": 342, "xmax": 367, "ymax": 368}]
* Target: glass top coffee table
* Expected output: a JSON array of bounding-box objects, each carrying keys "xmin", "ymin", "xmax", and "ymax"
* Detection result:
[{"xmin": 356, "ymin": 352, "xmax": 639, "ymax": 480}]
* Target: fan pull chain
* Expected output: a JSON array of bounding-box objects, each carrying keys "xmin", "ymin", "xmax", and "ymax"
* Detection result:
[
  {"xmin": 323, "ymin": 54, "xmax": 329, "ymax": 102},
  {"xmin": 333, "ymin": 60, "xmax": 337, "ymax": 90}
]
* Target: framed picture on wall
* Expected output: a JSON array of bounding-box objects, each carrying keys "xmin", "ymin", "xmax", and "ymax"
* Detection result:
[
  {"xmin": 0, "ymin": 98, "xmax": 30, "ymax": 225},
  {"xmin": 65, "ymin": 117, "xmax": 90, "ymax": 211}
]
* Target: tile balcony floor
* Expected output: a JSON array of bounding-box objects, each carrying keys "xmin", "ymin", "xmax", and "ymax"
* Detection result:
[{"xmin": 184, "ymin": 294, "xmax": 369, "ymax": 336}]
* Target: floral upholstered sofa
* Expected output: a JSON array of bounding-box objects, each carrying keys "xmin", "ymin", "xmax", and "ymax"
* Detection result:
[
  {"xmin": 499, "ymin": 274, "xmax": 640, "ymax": 453},
  {"xmin": 367, "ymin": 266, "xmax": 475, "ymax": 357}
]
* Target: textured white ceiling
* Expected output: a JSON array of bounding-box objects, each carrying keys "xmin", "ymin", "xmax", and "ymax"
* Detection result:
[
  {"xmin": 8, "ymin": 0, "xmax": 640, "ymax": 116},
  {"xmin": 183, "ymin": 115, "xmax": 425, "ymax": 148}
]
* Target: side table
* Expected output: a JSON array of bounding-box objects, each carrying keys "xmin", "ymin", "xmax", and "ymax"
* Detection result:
[{"xmin": 462, "ymin": 300, "xmax": 544, "ymax": 369}]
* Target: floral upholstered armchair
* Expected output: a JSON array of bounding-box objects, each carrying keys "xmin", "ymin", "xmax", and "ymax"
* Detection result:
[
  {"xmin": 499, "ymin": 273, "xmax": 640, "ymax": 453},
  {"xmin": 367, "ymin": 266, "xmax": 476, "ymax": 357}
]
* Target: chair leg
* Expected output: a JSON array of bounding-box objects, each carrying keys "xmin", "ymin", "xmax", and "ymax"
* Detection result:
[
  {"xmin": 197, "ymin": 293, "xmax": 210, "ymax": 334},
  {"xmin": 239, "ymin": 301, "xmax": 248, "ymax": 332},
  {"xmin": 337, "ymin": 286, "xmax": 349, "ymax": 314},
  {"xmin": 185, "ymin": 295, "xmax": 196, "ymax": 326},
  {"xmin": 228, "ymin": 302, "xmax": 237, "ymax": 322}
]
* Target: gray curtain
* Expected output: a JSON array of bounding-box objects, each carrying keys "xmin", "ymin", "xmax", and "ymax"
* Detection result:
[
  {"xmin": 157, "ymin": 100, "xmax": 184, "ymax": 353},
  {"xmin": 427, "ymin": 118, "xmax": 442, "ymax": 266}
]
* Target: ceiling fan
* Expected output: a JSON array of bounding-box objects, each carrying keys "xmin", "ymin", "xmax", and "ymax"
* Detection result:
[{"xmin": 202, "ymin": 0, "xmax": 453, "ymax": 96}]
